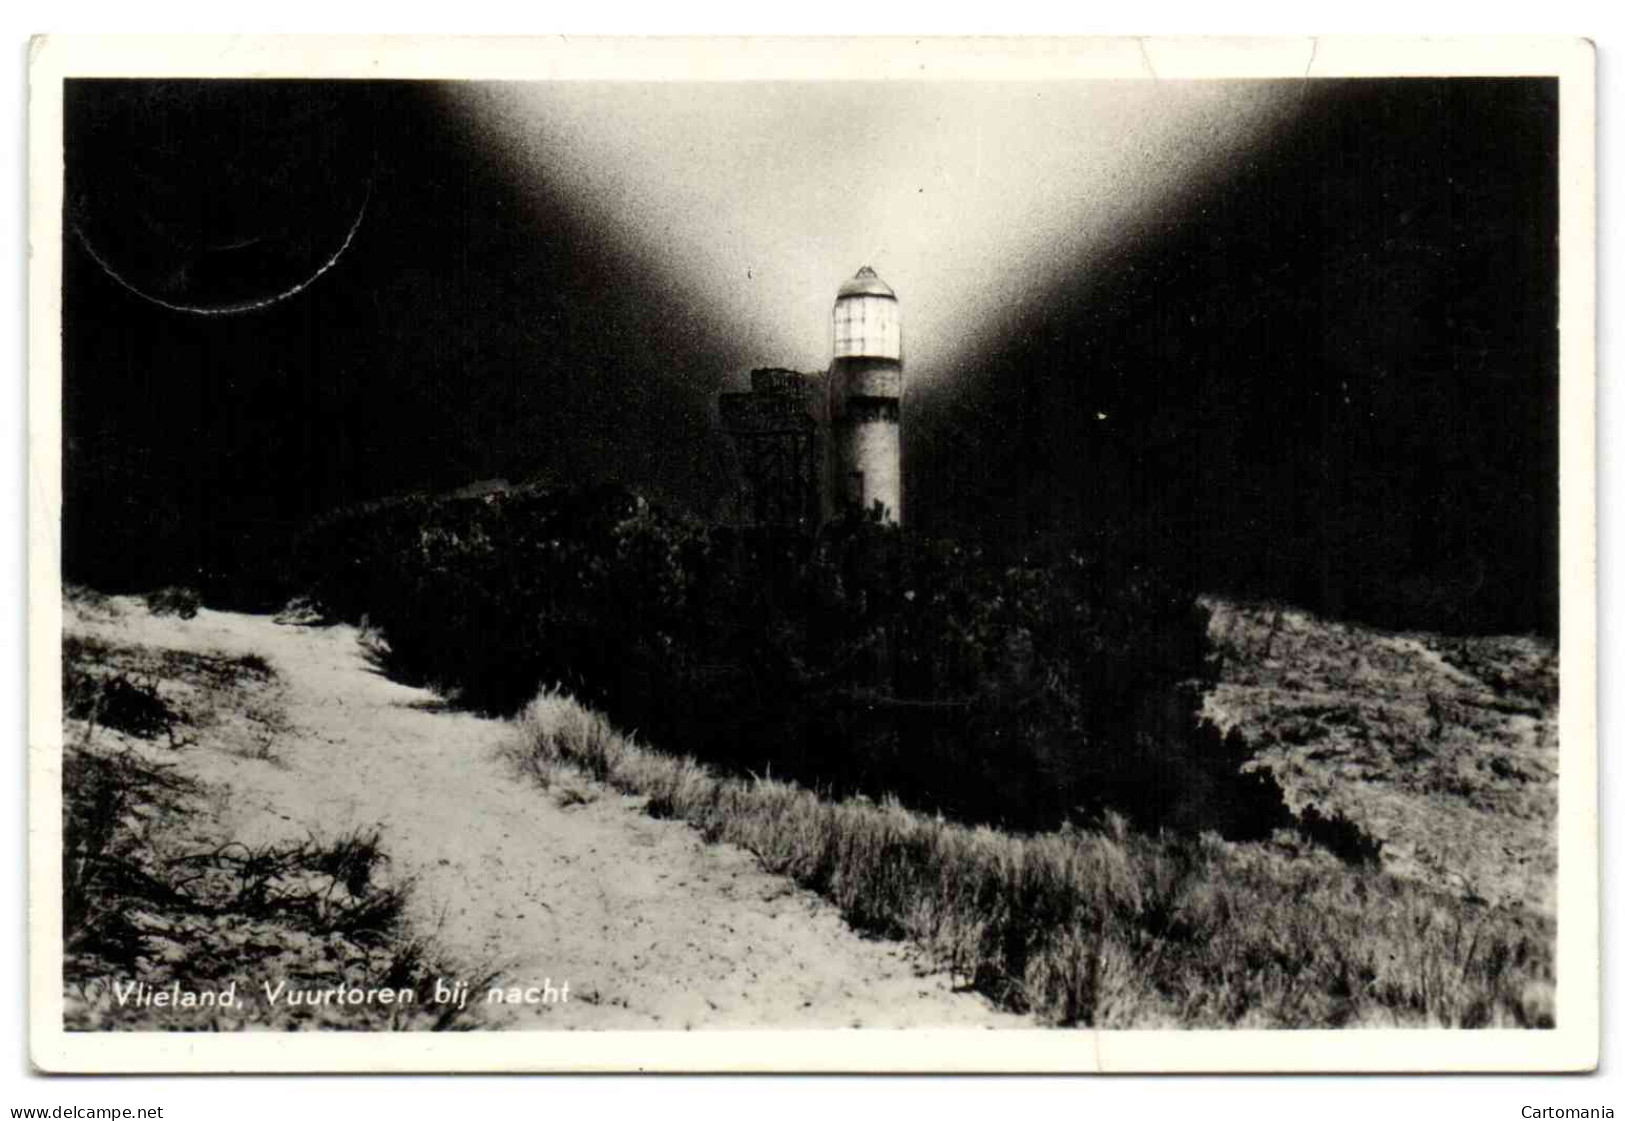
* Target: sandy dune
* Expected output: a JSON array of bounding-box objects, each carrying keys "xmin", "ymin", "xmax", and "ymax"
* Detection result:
[{"xmin": 75, "ymin": 603, "xmax": 1022, "ymax": 1030}]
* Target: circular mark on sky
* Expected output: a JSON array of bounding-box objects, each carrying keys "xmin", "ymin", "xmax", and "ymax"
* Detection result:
[{"xmin": 65, "ymin": 80, "xmax": 376, "ymax": 316}]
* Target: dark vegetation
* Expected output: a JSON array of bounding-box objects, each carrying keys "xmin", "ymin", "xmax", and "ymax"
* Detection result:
[
  {"xmin": 1296, "ymin": 804, "xmax": 1385, "ymax": 868},
  {"xmin": 63, "ymin": 638, "xmax": 187, "ymax": 745},
  {"xmin": 297, "ymin": 482, "xmax": 1361, "ymax": 856},
  {"xmin": 143, "ymin": 585, "xmax": 202, "ymax": 620},
  {"xmin": 62, "ymin": 80, "xmax": 1557, "ymax": 640},
  {"xmin": 61, "ymin": 630, "xmax": 483, "ymax": 1030},
  {"xmin": 295, "ymin": 482, "xmax": 1303, "ymax": 842}
]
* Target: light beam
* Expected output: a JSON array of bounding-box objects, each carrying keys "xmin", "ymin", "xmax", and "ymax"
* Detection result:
[{"xmin": 448, "ymin": 80, "xmax": 1304, "ymax": 389}]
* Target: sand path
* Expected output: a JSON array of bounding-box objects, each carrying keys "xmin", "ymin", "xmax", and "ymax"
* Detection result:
[{"xmin": 94, "ymin": 605, "xmax": 1021, "ymax": 1030}]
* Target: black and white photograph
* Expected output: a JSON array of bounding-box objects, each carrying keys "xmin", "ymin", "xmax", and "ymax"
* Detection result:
[{"xmin": 26, "ymin": 35, "xmax": 1597, "ymax": 1073}]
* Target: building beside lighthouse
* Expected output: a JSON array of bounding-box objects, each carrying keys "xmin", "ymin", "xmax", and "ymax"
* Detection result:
[
  {"xmin": 718, "ymin": 266, "xmax": 904, "ymax": 529},
  {"xmin": 716, "ymin": 366, "xmax": 828, "ymax": 529}
]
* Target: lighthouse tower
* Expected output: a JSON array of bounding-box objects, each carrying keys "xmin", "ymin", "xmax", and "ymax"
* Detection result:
[{"xmin": 827, "ymin": 266, "xmax": 903, "ymax": 524}]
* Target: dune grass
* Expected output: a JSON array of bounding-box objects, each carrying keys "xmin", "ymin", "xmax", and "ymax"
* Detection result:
[{"xmin": 510, "ymin": 688, "xmax": 1555, "ymax": 1029}]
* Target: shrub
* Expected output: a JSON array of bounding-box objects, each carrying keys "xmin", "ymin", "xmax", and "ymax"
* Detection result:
[
  {"xmin": 295, "ymin": 483, "xmax": 1265, "ymax": 839},
  {"xmin": 61, "ymin": 627, "xmax": 489, "ymax": 1031},
  {"xmin": 1298, "ymin": 804, "xmax": 1384, "ymax": 867},
  {"xmin": 164, "ymin": 828, "xmax": 408, "ymax": 940}
]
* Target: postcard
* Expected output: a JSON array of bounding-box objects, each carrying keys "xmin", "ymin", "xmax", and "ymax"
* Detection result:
[{"xmin": 27, "ymin": 34, "xmax": 1597, "ymax": 1072}]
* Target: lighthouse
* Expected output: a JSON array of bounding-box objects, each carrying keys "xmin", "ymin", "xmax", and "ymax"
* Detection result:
[{"xmin": 827, "ymin": 266, "xmax": 903, "ymax": 525}]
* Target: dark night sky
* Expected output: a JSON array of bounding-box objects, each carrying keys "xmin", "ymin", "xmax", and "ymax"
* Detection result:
[{"xmin": 60, "ymin": 77, "xmax": 1558, "ymax": 634}]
